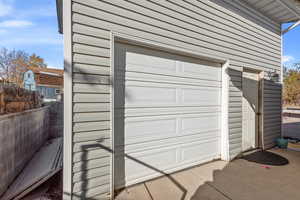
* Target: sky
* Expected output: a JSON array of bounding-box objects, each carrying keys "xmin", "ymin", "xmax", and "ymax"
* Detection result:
[
  {"xmin": 0, "ymin": 0, "xmax": 299, "ymax": 70},
  {"xmin": 283, "ymin": 23, "xmax": 300, "ymax": 68},
  {"xmin": 0, "ymin": 0, "xmax": 63, "ymax": 69}
]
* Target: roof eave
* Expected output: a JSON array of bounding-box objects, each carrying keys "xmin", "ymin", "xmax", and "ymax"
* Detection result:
[{"xmin": 276, "ymin": 0, "xmax": 300, "ymax": 23}]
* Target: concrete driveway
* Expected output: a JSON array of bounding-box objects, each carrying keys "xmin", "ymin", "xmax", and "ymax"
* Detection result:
[
  {"xmin": 283, "ymin": 111, "xmax": 300, "ymax": 140},
  {"xmin": 115, "ymin": 149, "xmax": 300, "ymax": 200}
]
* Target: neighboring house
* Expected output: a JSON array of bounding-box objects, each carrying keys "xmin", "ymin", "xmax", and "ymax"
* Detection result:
[
  {"xmin": 56, "ymin": 0, "xmax": 300, "ymax": 199},
  {"xmin": 25, "ymin": 67, "xmax": 64, "ymax": 102},
  {"xmin": 23, "ymin": 70, "xmax": 36, "ymax": 91}
]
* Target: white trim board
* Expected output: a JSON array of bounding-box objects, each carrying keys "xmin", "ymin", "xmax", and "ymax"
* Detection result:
[
  {"xmin": 63, "ymin": 0, "xmax": 73, "ymax": 199},
  {"xmin": 110, "ymin": 32, "xmax": 116, "ymax": 200},
  {"xmin": 221, "ymin": 60, "xmax": 230, "ymax": 161}
]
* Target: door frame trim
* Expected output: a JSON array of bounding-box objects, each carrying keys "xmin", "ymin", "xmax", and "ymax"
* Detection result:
[{"xmin": 110, "ymin": 32, "xmax": 230, "ymax": 198}]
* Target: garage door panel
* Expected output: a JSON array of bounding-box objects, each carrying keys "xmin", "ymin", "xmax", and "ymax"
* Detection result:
[
  {"xmin": 115, "ymin": 138, "xmax": 220, "ymax": 186},
  {"xmin": 117, "ymin": 42, "xmax": 220, "ymax": 71},
  {"xmin": 125, "ymin": 85, "xmax": 177, "ymax": 104},
  {"xmin": 117, "ymin": 80, "xmax": 221, "ymax": 107},
  {"xmin": 126, "ymin": 51, "xmax": 177, "ymax": 69},
  {"xmin": 181, "ymin": 114, "xmax": 221, "ymax": 135},
  {"xmin": 181, "ymin": 139, "xmax": 220, "ymax": 164},
  {"xmin": 125, "ymin": 62, "xmax": 221, "ymax": 82},
  {"xmin": 115, "ymin": 71, "xmax": 222, "ymax": 88},
  {"xmin": 125, "ymin": 117, "xmax": 177, "ymax": 140},
  {"xmin": 115, "ymin": 130, "xmax": 220, "ymax": 155},
  {"xmin": 124, "ymin": 85, "xmax": 221, "ymax": 106},
  {"xmin": 182, "ymin": 62, "xmax": 221, "ymax": 81},
  {"xmin": 114, "ymin": 113, "xmax": 220, "ymax": 146},
  {"xmin": 124, "ymin": 147, "xmax": 178, "ymax": 182},
  {"xmin": 114, "ymin": 43, "xmax": 222, "ymax": 188},
  {"xmin": 182, "ymin": 88, "xmax": 221, "ymax": 105},
  {"xmin": 114, "ymin": 146, "xmax": 178, "ymax": 187},
  {"xmin": 120, "ymin": 106, "xmax": 221, "ymax": 117}
]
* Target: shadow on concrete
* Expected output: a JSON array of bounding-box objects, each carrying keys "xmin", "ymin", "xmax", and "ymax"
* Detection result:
[
  {"xmin": 191, "ymin": 150, "xmax": 300, "ymax": 200},
  {"xmin": 242, "ymin": 151, "xmax": 289, "ymax": 166}
]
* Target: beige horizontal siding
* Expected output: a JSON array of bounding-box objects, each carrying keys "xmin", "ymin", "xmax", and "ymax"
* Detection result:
[
  {"xmin": 75, "ymin": 0, "xmax": 280, "ymax": 58},
  {"xmin": 73, "ymin": 149, "xmax": 111, "ymax": 163},
  {"xmin": 73, "ymin": 112, "xmax": 110, "ymax": 123},
  {"xmin": 228, "ymin": 67, "xmax": 243, "ymax": 159},
  {"xmin": 73, "ymin": 74, "xmax": 110, "ymax": 85},
  {"xmin": 73, "ymin": 166, "xmax": 110, "ymax": 183},
  {"xmin": 73, "ymin": 93, "xmax": 110, "ymax": 103},
  {"xmin": 73, "ymin": 83, "xmax": 110, "ymax": 94},
  {"xmin": 73, "ymin": 157, "xmax": 110, "ymax": 173},
  {"xmin": 72, "ymin": 4, "xmax": 280, "ymax": 70},
  {"xmin": 73, "ymin": 130, "xmax": 110, "ymax": 143},
  {"xmin": 73, "ymin": 121, "xmax": 110, "ymax": 133},
  {"xmin": 73, "ymin": 103, "xmax": 110, "ymax": 113},
  {"xmin": 73, "ymin": 184, "xmax": 110, "ymax": 200},
  {"xmin": 263, "ymin": 80, "xmax": 282, "ymax": 149},
  {"xmin": 74, "ymin": 44, "xmax": 110, "ymax": 58},
  {"xmin": 73, "ymin": 63, "xmax": 110, "ymax": 75}
]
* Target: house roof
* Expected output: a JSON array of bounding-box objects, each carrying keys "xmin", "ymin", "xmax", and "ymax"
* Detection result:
[
  {"xmin": 28, "ymin": 67, "xmax": 64, "ymax": 76},
  {"xmin": 27, "ymin": 67, "xmax": 64, "ymax": 87}
]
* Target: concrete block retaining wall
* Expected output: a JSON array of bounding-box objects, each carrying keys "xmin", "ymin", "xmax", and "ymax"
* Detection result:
[{"xmin": 0, "ymin": 106, "xmax": 50, "ymax": 196}]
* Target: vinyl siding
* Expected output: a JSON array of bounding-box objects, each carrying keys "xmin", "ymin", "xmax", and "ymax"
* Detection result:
[
  {"xmin": 71, "ymin": 21, "xmax": 111, "ymax": 198},
  {"xmin": 228, "ymin": 67, "xmax": 243, "ymax": 159},
  {"xmin": 263, "ymin": 79, "xmax": 282, "ymax": 149},
  {"xmin": 69, "ymin": 0, "xmax": 282, "ymax": 199}
]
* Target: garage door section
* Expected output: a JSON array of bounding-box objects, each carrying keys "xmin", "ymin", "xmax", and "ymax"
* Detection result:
[{"xmin": 114, "ymin": 42, "xmax": 222, "ymax": 188}]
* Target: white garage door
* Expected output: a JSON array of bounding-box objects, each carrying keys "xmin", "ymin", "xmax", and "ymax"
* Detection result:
[{"xmin": 114, "ymin": 43, "xmax": 222, "ymax": 188}]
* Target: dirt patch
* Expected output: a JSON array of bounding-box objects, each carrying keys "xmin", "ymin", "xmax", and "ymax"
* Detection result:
[{"xmin": 22, "ymin": 171, "xmax": 62, "ymax": 200}]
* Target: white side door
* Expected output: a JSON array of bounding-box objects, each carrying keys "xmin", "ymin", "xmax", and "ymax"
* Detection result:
[{"xmin": 242, "ymin": 70, "xmax": 259, "ymax": 151}]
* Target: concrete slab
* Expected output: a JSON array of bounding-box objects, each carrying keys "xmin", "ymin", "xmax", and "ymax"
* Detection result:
[
  {"xmin": 190, "ymin": 184, "xmax": 230, "ymax": 200},
  {"xmin": 283, "ymin": 115, "xmax": 300, "ymax": 139},
  {"xmin": 188, "ymin": 161, "xmax": 227, "ymax": 182},
  {"xmin": 195, "ymin": 149, "xmax": 300, "ymax": 200},
  {"xmin": 145, "ymin": 175, "xmax": 186, "ymax": 200},
  {"xmin": 115, "ymin": 184, "xmax": 152, "ymax": 200},
  {"xmin": 115, "ymin": 149, "xmax": 300, "ymax": 200}
]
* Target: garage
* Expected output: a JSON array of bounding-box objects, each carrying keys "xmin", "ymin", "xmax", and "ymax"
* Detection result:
[{"xmin": 114, "ymin": 42, "xmax": 223, "ymax": 188}]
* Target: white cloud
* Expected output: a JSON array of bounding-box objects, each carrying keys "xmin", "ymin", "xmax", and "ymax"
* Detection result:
[
  {"xmin": 282, "ymin": 55, "xmax": 295, "ymax": 64},
  {"xmin": 0, "ymin": 0, "xmax": 13, "ymax": 17},
  {"xmin": 0, "ymin": 20, "xmax": 33, "ymax": 28}
]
